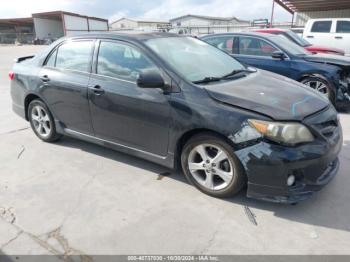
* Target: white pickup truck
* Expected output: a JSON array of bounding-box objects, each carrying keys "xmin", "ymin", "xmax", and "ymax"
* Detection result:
[{"xmin": 303, "ymin": 18, "xmax": 350, "ymax": 56}]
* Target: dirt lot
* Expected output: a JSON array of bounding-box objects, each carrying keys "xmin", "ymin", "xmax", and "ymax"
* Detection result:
[{"xmin": 1, "ymin": 45, "xmax": 350, "ymax": 256}]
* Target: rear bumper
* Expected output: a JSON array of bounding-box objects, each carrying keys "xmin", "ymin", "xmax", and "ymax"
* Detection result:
[
  {"xmin": 12, "ymin": 103, "xmax": 26, "ymax": 119},
  {"xmin": 235, "ymin": 126, "xmax": 342, "ymax": 204}
]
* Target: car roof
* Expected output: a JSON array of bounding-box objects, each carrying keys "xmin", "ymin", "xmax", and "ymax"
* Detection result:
[
  {"xmin": 202, "ymin": 32, "xmax": 279, "ymax": 40},
  {"xmin": 67, "ymin": 32, "xmax": 180, "ymax": 42},
  {"xmin": 254, "ymin": 28, "xmax": 287, "ymax": 33}
]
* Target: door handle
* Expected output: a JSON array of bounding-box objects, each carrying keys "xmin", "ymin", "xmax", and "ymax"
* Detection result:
[
  {"xmin": 335, "ymin": 36, "xmax": 343, "ymax": 39},
  {"xmin": 306, "ymin": 36, "xmax": 314, "ymax": 38},
  {"xmin": 91, "ymin": 85, "xmax": 105, "ymax": 95},
  {"xmin": 40, "ymin": 75, "xmax": 50, "ymax": 82}
]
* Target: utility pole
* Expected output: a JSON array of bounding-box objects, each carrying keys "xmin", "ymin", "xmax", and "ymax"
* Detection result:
[{"xmin": 270, "ymin": 0, "xmax": 275, "ymax": 28}]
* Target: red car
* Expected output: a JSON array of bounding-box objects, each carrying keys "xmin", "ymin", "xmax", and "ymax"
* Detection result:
[{"xmin": 254, "ymin": 28, "xmax": 345, "ymax": 56}]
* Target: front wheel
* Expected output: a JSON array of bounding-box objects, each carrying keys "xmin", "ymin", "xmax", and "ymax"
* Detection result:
[
  {"xmin": 28, "ymin": 99, "xmax": 61, "ymax": 142},
  {"xmin": 181, "ymin": 133, "xmax": 246, "ymax": 198},
  {"xmin": 301, "ymin": 76, "xmax": 335, "ymax": 105}
]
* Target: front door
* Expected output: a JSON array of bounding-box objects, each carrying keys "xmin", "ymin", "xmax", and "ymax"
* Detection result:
[
  {"xmin": 304, "ymin": 20, "xmax": 333, "ymax": 48},
  {"xmin": 88, "ymin": 40, "xmax": 171, "ymax": 156},
  {"xmin": 233, "ymin": 36, "xmax": 292, "ymax": 78}
]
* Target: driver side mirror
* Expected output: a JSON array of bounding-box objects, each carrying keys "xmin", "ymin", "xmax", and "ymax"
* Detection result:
[
  {"xmin": 272, "ymin": 51, "xmax": 287, "ymax": 60},
  {"xmin": 137, "ymin": 69, "xmax": 165, "ymax": 89}
]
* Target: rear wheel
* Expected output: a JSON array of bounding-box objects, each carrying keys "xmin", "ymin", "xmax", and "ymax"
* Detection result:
[
  {"xmin": 28, "ymin": 99, "xmax": 61, "ymax": 142},
  {"xmin": 301, "ymin": 76, "xmax": 335, "ymax": 105},
  {"xmin": 181, "ymin": 133, "xmax": 245, "ymax": 198}
]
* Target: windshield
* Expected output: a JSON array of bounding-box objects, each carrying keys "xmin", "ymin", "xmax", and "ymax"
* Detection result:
[
  {"xmin": 285, "ymin": 30, "xmax": 310, "ymax": 47},
  {"xmin": 145, "ymin": 37, "xmax": 245, "ymax": 83},
  {"xmin": 272, "ymin": 35, "xmax": 310, "ymax": 56}
]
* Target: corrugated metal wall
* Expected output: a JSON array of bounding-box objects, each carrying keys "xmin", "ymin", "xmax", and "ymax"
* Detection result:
[{"xmin": 296, "ymin": 9, "xmax": 350, "ymax": 26}]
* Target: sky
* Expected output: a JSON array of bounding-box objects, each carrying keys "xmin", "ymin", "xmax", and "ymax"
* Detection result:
[{"xmin": 0, "ymin": 0, "xmax": 292, "ymax": 22}]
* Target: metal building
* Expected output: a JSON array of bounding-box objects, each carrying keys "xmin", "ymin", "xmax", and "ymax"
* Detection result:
[
  {"xmin": 0, "ymin": 11, "xmax": 109, "ymax": 44},
  {"xmin": 170, "ymin": 14, "xmax": 250, "ymax": 27},
  {"xmin": 0, "ymin": 17, "xmax": 34, "ymax": 44},
  {"xmin": 110, "ymin": 18, "xmax": 170, "ymax": 31},
  {"xmin": 273, "ymin": 0, "xmax": 350, "ymax": 26}
]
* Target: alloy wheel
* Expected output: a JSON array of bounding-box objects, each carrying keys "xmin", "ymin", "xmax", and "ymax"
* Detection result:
[
  {"xmin": 188, "ymin": 144, "xmax": 234, "ymax": 191},
  {"xmin": 302, "ymin": 80, "xmax": 330, "ymax": 98},
  {"xmin": 31, "ymin": 105, "xmax": 51, "ymax": 138}
]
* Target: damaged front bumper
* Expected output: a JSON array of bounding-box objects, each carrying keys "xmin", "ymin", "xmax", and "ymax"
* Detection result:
[
  {"xmin": 337, "ymin": 75, "xmax": 350, "ymax": 106},
  {"xmin": 234, "ymin": 108, "xmax": 343, "ymax": 204}
]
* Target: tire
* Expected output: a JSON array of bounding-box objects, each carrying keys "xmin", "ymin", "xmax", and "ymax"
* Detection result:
[
  {"xmin": 28, "ymin": 99, "xmax": 62, "ymax": 142},
  {"xmin": 301, "ymin": 76, "xmax": 336, "ymax": 105},
  {"xmin": 181, "ymin": 133, "xmax": 246, "ymax": 198}
]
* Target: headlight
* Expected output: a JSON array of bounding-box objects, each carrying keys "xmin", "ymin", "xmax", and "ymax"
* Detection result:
[{"xmin": 248, "ymin": 119, "xmax": 314, "ymax": 145}]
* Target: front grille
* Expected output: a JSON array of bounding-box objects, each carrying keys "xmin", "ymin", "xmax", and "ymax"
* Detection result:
[
  {"xmin": 314, "ymin": 120, "xmax": 338, "ymax": 138},
  {"xmin": 303, "ymin": 106, "xmax": 339, "ymax": 139}
]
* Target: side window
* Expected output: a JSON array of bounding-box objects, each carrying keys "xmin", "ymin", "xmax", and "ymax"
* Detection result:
[
  {"xmin": 238, "ymin": 37, "xmax": 278, "ymax": 57},
  {"xmin": 55, "ymin": 41, "xmax": 93, "ymax": 72},
  {"xmin": 45, "ymin": 49, "xmax": 57, "ymax": 67},
  {"xmin": 97, "ymin": 41, "xmax": 157, "ymax": 81},
  {"xmin": 336, "ymin": 21, "xmax": 350, "ymax": 33},
  {"xmin": 311, "ymin": 21, "xmax": 332, "ymax": 33},
  {"xmin": 205, "ymin": 36, "xmax": 234, "ymax": 54}
]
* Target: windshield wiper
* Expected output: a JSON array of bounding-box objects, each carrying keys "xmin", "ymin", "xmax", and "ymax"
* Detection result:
[
  {"xmin": 193, "ymin": 76, "xmax": 222, "ymax": 84},
  {"xmin": 193, "ymin": 68, "xmax": 256, "ymax": 85},
  {"xmin": 221, "ymin": 68, "xmax": 255, "ymax": 79}
]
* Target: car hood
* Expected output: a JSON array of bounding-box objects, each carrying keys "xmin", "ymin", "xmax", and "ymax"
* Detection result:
[
  {"xmin": 303, "ymin": 53, "xmax": 350, "ymax": 67},
  {"xmin": 204, "ymin": 70, "xmax": 329, "ymax": 121},
  {"xmin": 306, "ymin": 45, "xmax": 345, "ymax": 55}
]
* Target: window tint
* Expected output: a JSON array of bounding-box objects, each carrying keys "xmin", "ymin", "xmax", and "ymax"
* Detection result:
[
  {"xmin": 336, "ymin": 21, "xmax": 350, "ymax": 33},
  {"xmin": 55, "ymin": 41, "xmax": 93, "ymax": 72},
  {"xmin": 238, "ymin": 37, "xmax": 278, "ymax": 56},
  {"xmin": 205, "ymin": 36, "xmax": 234, "ymax": 54},
  {"xmin": 45, "ymin": 49, "xmax": 57, "ymax": 67},
  {"xmin": 97, "ymin": 41, "xmax": 157, "ymax": 81},
  {"xmin": 311, "ymin": 21, "xmax": 332, "ymax": 33}
]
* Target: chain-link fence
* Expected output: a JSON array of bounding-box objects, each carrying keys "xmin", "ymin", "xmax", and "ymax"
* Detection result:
[{"xmin": 175, "ymin": 22, "xmax": 293, "ymax": 36}]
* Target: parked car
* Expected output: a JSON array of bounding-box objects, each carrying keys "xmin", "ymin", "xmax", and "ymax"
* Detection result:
[
  {"xmin": 201, "ymin": 32, "xmax": 350, "ymax": 108},
  {"xmin": 303, "ymin": 18, "xmax": 350, "ymax": 56},
  {"xmin": 254, "ymin": 28, "xmax": 345, "ymax": 56},
  {"xmin": 10, "ymin": 33, "xmax": 342, "ymax": 203}
]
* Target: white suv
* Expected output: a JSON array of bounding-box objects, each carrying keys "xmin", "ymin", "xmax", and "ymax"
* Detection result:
[{"xmin": 303, "ymin": 18, "xmax": 350, "ymax": 56}]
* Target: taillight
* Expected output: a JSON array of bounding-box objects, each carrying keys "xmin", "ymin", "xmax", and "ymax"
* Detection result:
[{"xmin": 9, "ymin": 71, "xmax": 15, "ymax": 81}]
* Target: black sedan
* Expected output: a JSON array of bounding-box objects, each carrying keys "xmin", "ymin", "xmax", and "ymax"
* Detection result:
[
  {"xmin": 201, "ymin": 32, "xmax": 350, "ymax": 108},
  {"xmin": 10, "ymin": 33, "xmax": 342, "ymax": 203}
]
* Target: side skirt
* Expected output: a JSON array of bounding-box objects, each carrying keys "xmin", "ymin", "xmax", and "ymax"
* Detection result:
[{"xmin": 55, "ymin": 121, "xmax": 175, "ymax": 169}]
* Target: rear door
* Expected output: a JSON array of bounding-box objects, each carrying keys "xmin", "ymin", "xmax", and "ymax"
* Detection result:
[
  {"xmin": 88, "ymin": 40, "xmax": 171, "ymax": 156},
  {"xmin": 39, "ymin": 40, "xmax": 94, "ymax": 134},
  {"xmin": 334, "ymin": 19, "xmax": 350, "ymax": 55},
  {"xmin": 304, "ymin": 20, "xmax": 333, "ymax": 47},
  {"xmin": 233, "ymin": 36, "xmax": 292, "ymax": 78}
]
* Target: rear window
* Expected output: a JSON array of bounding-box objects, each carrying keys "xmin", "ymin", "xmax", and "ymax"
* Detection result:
[
  {"xmin": 205, "ymin": 36, "xmax": 234, "ymax": 54},
  {"xmin": 311, "ymin": 21, "xmax": 332, "ymax": 33},
  {"xmin": 54, "ymin": 41, "xmax": 93, "ymax": 72},
  {"xmin": 336, "ymin": 20, "xmax": 350, "ymax": 33}
]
